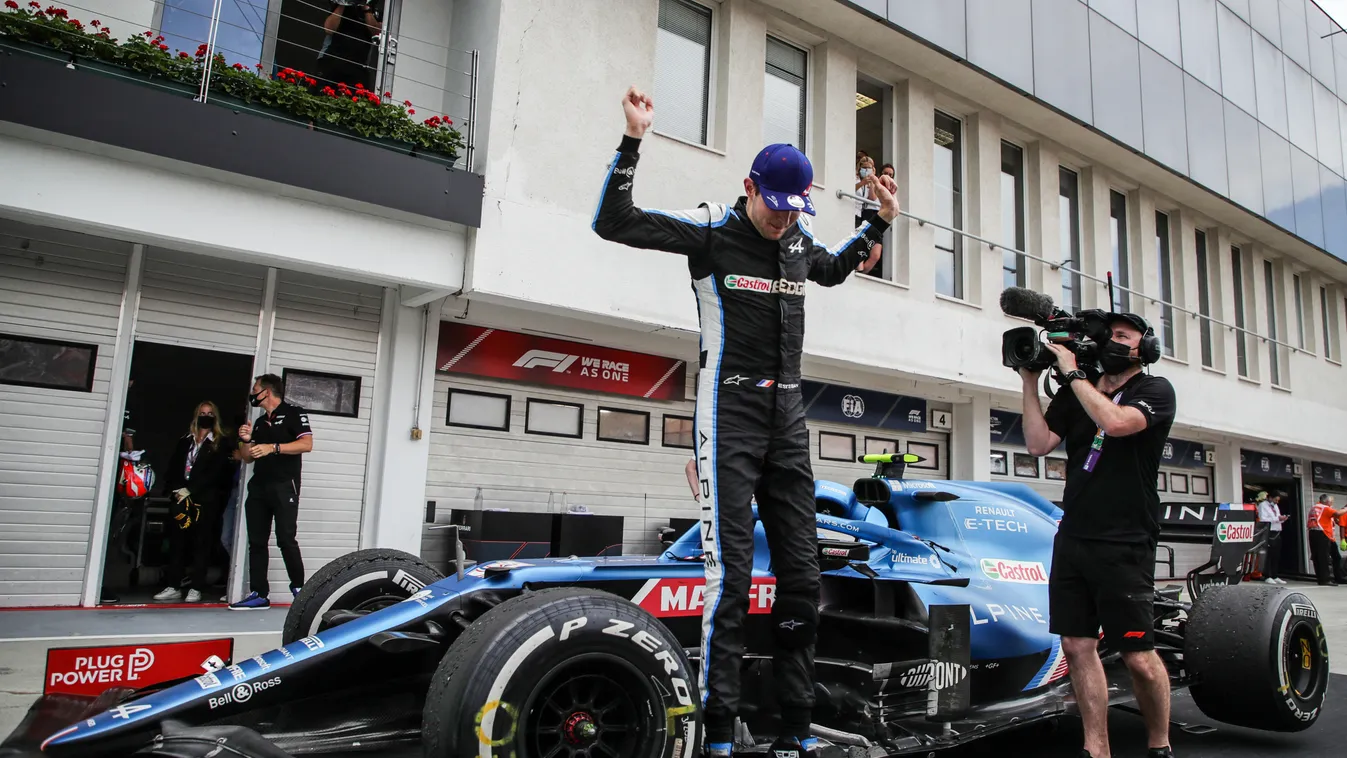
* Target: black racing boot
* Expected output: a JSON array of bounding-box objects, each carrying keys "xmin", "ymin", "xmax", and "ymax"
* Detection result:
[{"xmin": 1147, "ymin": 747, "xmax": 1176, "ymax": 758}]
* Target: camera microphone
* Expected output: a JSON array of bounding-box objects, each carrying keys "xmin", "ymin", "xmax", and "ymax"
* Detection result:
[{"xmin": 999, "ymin": 287, "xmax": 1057, "ymax": 323}]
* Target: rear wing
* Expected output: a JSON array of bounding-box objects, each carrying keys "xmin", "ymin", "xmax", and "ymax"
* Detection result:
[{"xmin": 1184, "ymin": 507, "xmax": 1264, "ymax": 600}]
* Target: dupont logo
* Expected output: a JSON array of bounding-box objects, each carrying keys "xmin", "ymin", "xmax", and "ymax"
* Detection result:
[
  {"xmin": 980, "ymin": 558, "xmax": 1048, "ymax": 584},
  {"xmin": 723, "ymin": 275, "xmax": 804, "ymax": 296},
  {"xmin": 1216, "ymin": 521, "xmax": 1254, "ymax": 543},
  {"xmin": 897, "ymin": 660, "xmax": 967, "ymax": 691}
]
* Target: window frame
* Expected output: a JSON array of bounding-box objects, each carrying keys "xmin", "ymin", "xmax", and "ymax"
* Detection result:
[
  {"xmin": 661, "ymin": 414, "xmax": 695, "ymax": 449},
  {"xmin": 1294, "ymin": 273, "xmax": 1307, "ymax": 350},
  {"xmin": 934, "ymin": 109, "xmax": 965, "ymax": 299},
  {"xmin": 990, "ymin": 450, "xmax": 1009, "ymax": 475},
  {"xmin": 818, "ymin": 431, "xmax": 856, "ymax": 462},
  {"xmin": 1155, "ymin": 210, "xmax": 1175, "ymax": 357},
  {"xmin": 1196, "ymin": 229, "xmax": 1214, "ymax": 367},
  {"xmin": 864, "ymin": 436, "xmax": 901, "ymax": 457},
  {"xmin": 524, "ymin": 398, "xmax": 585, "ymax": 439},
  {"xmin": 1322, "ymin": 286, "xmax": 1336, "ymax": 361},
  {"xmin": 445, "ymin": 389, "xmax": 513, "ymax": 431},
  {"xmin": 1109, "ymin": 190, "xmax": 1130, "ymax": 313},
  {"xmin": 1000, "ymin": 140, "xmax": 1027, "ymax": 289},
  {"xmin": 763, "ymin": 33, "xmax": 810, "ymax": 152},
  {"xmin": 0, "ymin": 333, "xmax": 99, "ymax": 393},
  {"xmin": 1013, "ymin": 452, "xmax": 1040, "ymax": 478},
  {"xmin": 1231, "ymin": 246, "xmax": 1249, "ymax": 377},
  {"xmin": 907, "ymin": 441, "xmax": 940, "ymax": 470},
  {"xmin": 653, "ymin": 0, "xmax": 716, "ymax": 146},
  {"xmin": 281, "ymin": 367, "xmax": 362, "ymax": 418},
  {"xmin": 1059, "ymin": 167, "xmax": 1083, "ymax": 310},
  {"xmin": 596, "ymin": 406, "xmax": 652, "ymax": 446},
  {"xmin": 1263, "ymin": 260, "xmax": 1280, "ymax": 386}
]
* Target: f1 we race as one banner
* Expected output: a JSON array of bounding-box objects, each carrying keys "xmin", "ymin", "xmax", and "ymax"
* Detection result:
[{"xmin": 435, "ymin": 323, "xmax": 687, "ymax": 401}]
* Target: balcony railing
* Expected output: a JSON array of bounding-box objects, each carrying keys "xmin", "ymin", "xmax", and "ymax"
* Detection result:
[{"xmin": 0, "ymin": 0, "xmax": 479, "ymax": 171}]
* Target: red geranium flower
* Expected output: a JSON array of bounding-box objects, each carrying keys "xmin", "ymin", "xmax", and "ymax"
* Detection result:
[
  {"xmin": 322, "ymin": 86, "xmax": 336, "ymax": 96},
  {"xmin": 403, "ymin": 100, "xmax": 411, "ymax": 107},
  {"xmin": 143, "ymin": 31, "xmax": 153, "ymax": 37},
  {"xmin": 27, "ymin": 1, "xmax": 40, "ymax": 8},
  {"xmin": 383, "ymin": 91, "xmax": 391, "ymax": 98},
  {"xmin": 178, "ymin": 51, "xmax": 190, "ymax": 58},
  {"xmin": 352, "ymin": 97, "xmax": 360, "ymax": 103},
  {"xmin": 158, "ymin": 43, "xmax": 168, "ymax": 51},
  {"xmin": 232, "ymin": 62, "xmax": 244, "ymax": 70},
  {"xmin": 408, "ymin": 108, "xmax": 415, "ymax": 115},
  {"xmin": 91, "ymin": 19, "xmax": 100, "ymax": 27},
  {"xmin": 5, "ymin": 2, "xmax": 20, "ymax": 10}
]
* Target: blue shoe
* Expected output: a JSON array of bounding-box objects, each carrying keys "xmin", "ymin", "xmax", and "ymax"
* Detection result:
[
  {"xmin": 290, "ymin": 585, "xmax": 302, "ymax": 599},
  {"xmin": 229, "ymin": 591, "xmax": 270, "ymax": 610},
  {"xmin": 703, "ymin": 743, "xmax": 732, "ymax": 758}
]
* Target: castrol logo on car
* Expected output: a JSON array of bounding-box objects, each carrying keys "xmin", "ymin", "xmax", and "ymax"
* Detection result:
[
  {"xmin": 980, "ymin": 558, "xmax": 1048, "ymax": 584},
  {"xmin": 1216, "ymin": 521, "xmax": 1255, "ymax": 543}
]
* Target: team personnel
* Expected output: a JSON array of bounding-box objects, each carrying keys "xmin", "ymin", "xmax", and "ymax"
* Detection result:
[
  {"xmin": 230, "ymin": 374, "xmax": 313, "ymax": 610},
  {"xmin": 1308, "ymin": 495, "xmax": 1346, "ymax": 585},
  {"xmin": 1020, "ymin": 314, "xmax": 1177, "ymax": 758},
  {"xmin": 593, "ymin": 86, "xmax": 897, "ymax": 758}
]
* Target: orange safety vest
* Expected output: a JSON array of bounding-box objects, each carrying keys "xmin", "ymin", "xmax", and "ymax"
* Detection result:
[{"xmin": 1308, "ymin": 503, "xmax": 1342, "ymax": 537}]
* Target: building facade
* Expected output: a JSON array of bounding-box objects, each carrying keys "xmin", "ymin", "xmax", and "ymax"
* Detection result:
[{"xmin": 2, "ymin": 0, "xmax": 1346, "ymax": 606}]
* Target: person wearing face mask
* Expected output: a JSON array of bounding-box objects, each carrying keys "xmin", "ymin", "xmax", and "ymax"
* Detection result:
[
  {"xmin": 229, "ymin": 374, "xmax": 313, "ymax": 610},
  {"xmin": 1020, "ymin": 312, "xmax": 1176, "ymax": 758},
  {"xmin": 593, "ymin": 86, "xmax": 896, "ymax": 758},
  {"xmin": 154, "ymin": 402, "xmax": 230, "ymax": 603}
]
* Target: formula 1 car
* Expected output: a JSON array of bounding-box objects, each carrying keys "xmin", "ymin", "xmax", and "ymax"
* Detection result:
[{"xmin": 2, "ymin": 454, "xmax": 1330, "ymax": 758}]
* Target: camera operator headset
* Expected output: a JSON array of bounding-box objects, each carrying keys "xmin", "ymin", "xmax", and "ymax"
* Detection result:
[{"xmin": 1002, "ymin": 287, "xmax": 1178, "ymax": 758}]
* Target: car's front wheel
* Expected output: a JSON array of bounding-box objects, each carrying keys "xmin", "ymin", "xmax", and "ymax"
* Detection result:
[
  {"xmin": 1184, "ymin": 583, "xmax": 1328, "ymax": 731},
  {"xmin": 421, "ymin": 587, "xmax": 702, "ymax": 758},
  {"xmin": 281, "ymin": 548, "xmax": 444, "ymax": 645}
]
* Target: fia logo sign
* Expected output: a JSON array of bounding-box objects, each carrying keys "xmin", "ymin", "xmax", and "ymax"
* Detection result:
[{"xmin": 841, "ymin": 395, "xmax": 865, "ymax": 419}]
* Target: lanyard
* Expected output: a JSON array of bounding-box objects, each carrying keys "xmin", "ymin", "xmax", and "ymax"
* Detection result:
[{"xmin": 1081, "ymin": 389, "xmax": 1127, "ymax": 473}]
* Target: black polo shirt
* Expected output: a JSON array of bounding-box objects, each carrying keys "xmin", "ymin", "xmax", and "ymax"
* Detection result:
[
  {"xmin": 1044, "ymin": 372, "xmax": 1176, "ymax": 543},
  {"xmin": 250, "ymin": 401, "xmax": 312, "ymax": 483}
]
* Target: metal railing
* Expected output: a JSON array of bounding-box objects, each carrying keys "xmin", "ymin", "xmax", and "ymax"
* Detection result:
[
  {"xmin": 838, "ymin": 189, "xmax": 1307, "ymax": 356},
  {"xmin": 0, "ymin": 0, "xmax": 479, "ymax": 170}
]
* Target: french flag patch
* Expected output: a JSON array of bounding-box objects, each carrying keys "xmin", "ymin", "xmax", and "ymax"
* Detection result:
[{"xmin": 757, "ymin": 379, "xmax": 775, "ymax": 388}]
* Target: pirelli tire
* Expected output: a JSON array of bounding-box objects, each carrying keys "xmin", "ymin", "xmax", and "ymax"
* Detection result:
[
  {"xmin": 1184, "ymin": 584, "xmax": 1329, "ymax": 731},
  {"xmin": 281, "ymin": 548, "xmax": 444, "ymax": 644},
  {"xmin": 421, "ymin": 587, "xmax": 702, "ymax": 758}
]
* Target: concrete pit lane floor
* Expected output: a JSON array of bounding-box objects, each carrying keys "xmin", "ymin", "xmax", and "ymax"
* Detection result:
[{"xmin": 2, "ymin": 581, "xmax": 1346, "ymax": 756}]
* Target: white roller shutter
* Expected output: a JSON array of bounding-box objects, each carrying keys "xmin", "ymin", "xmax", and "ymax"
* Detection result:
[
  {"xmin": 809, "ymin": 421, "xmax": 949, "ymax": 489},
  {"xmin": 136, "ymin": 248, "xmax": 265, "ymax": 353},
  {"xmin": 990, "ymin": 443, "xmax": 1066, "ymax": 502},
  {"xmin": 265, "ymin": 271, "xmax": 382, "ymax": 589},
  {"xmin": 0, "ymin": 220, "xmax": 130, "ymax": 607}
]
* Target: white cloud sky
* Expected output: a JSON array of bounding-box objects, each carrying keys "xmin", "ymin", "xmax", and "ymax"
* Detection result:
[{"xmin": 1315, "ymin": 0, "xmax": 1347, "ymax": 32}]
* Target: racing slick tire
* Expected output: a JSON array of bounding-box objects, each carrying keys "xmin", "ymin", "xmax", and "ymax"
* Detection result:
[
  {"xmin": 421, "ymin": 587, "xmax": 702, "ymax": 758},
  {"xmin": 1185, "ymin": 583, "xmax": 1328, "ymax": 731},
  {"xmin": 281, "ymin": 548, "xmax": 444, "ymax": 644}
]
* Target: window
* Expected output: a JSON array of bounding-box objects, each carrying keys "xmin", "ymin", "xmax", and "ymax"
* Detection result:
[
  {"xmin": 934, "ymin": 111, "xmax": 964, "ymax": 298},
  {"xmin": 1196, "ymin": 230, "xmax": 1214, "ymax": 367},
  {"xmin": 819, "ymin": 431, "xmax": 855, "ymax": 462},
  {"xmin": 1001, "ymin": 141, "xmax": 1026, "ymax": 289},
  {"xmin": 1013, "ymin": 453, "xmax": 1039, "ymax": 478},
  {"xmin": 654, "ymin": 0, "xmax": 713, "ymax": 145},
  {"xmin": 1059, "ymin": 168, "xmax": 1082, "ymax": 310},
  {"xmin": 0, "ymin": 334, "xmax": 97, "ymax": 392},
  {"xmin": 525, "ymin": 399, "xmax": 583, "ymax": 438},
  {"xmin": 447, "ymin": 389, "xmax": 511, "ymax": 431},
  {"xmin": 1192, "ymin": 475, "xmax": 1209, "ymax": 496},
  {"xmin": 1109, "ymin": 191, "xmax": 1130, "ymax": 312},
  {"xmin": 1155, "ymin": 211, "xmax": 1174, "ymax": 357},
  {"xmin": 907, "ymin": 441, "xmax": 939, "ymax": 470},
  {"xmin": 597, "ymin": 408, "xmax": 650, "ymax": 444},
  {"xmin": 764, "ymin": 36, "xmax": 807, "ymax": 149},
  {"xmin": 1231, "ymin": 247, "xmax": 1248, "ymax": 377},
  {"xmin": 1170, "ymin": 473, "xmax": 1189, "ymax": 494},
  {"xmin": 1294, "ymin": 274, "xmax": 1307, "ymax": 350},
  {"xmin": 1045, "ymin": 457, "xmax": 1067, "ymax": 481},
  {"xmin": 1157, "ymin": 472, "xmax": 1167, "ymax": 492},
  {"xmin": 1322, "ymin": 287, "xmax": 1336, "ymax": 361},
  {"xmin": 662, "ymin": 415, "xmax": 694, "ymax": 448},
  {"xmin": 865, "ymin": 437, "xmax": 900, "ymax": 456},
  {"xmin": 1264, "ymin": 261, "xmax": 1280, "ymax": 386},
  {"xmin": 282, "ymin": 368, "xmax": 360, "ymax": 417},
  {"xmin": 990, "ymin": 450, "xmax": 1008, "ymax": 475},
  {"xmin": 158, "ymin": 0, "xmax": 267, "ymax": 68}
]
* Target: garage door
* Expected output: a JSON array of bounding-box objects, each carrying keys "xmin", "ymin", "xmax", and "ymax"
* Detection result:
[
  {"xmin": 0, "ymin": 220, "xmax": 130, "ymax": 607},
  {"xmin": 135, "ymin": 248, "xmax": 266, "ymax": 353}
]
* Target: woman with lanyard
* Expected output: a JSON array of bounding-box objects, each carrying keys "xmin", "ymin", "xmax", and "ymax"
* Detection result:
[{"xmin": 153, "ymin": 402, "xmax": 230, "ymax": 603}]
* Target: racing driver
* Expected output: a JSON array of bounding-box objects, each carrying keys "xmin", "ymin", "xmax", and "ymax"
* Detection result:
[{"xmin": 593, "ymin": 86, "xmax": 898, "ymax": 757}]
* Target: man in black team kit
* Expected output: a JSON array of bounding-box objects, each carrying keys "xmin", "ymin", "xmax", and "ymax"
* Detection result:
[
  {"xmin": 1020, "ymin": 314, "xmax": 1177, "ymax": 758},
  {"xmin": 230, "ymin": 373, "xmax": 313, "ymax": 610},
  {"xmin": 593, "ymin": 86, "xmax": 899, "ymax": 758}
]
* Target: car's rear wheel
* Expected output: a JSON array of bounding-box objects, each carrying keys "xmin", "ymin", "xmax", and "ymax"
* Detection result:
[
  {"xmin": 1185, "ymin": 583, "xmax": 1328, "ymax": 731},
  {"xmin": 421, "ymin": 587, "xmax": 702, "ymax": 758},
  {"xmin": 281, "ymin": 548, "xmax": 443, "ymax": 644}
]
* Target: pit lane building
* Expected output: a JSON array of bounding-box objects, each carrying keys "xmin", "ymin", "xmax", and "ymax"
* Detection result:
[{"xmin": 3, "ymin": 0, "xmax": 1347, "ymax": 607}]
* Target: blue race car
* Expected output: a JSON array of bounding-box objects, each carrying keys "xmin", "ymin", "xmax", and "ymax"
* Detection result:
[{"xmin": 5, "ymin": 454, "xmax": 1330, "ymax": 758}]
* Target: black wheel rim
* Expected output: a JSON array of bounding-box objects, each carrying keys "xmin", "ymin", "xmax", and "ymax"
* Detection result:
[
  {"xmin": 315, "ymin": 590, "xmax": 408, "ymax": 634},
  {"xmin": 522, "ymin": 653, "xmax": 659, "ymax": 758},
  {"xmin": 1283, "ymin": 621, "xmax": 1326, "ymax": 701}
]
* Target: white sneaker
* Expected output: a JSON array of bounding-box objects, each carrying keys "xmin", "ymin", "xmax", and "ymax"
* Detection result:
[
  {"xmin": 1264, "ymin": 578, "xmax": 1277, "ymax": 584},
  {"xmin": 1276, "ymin": 578, "xmax": 1288, "ymax": 584},
  {"xmin": 185, "ymin": 589, "xmax": 202, "ymax": 602},
  {"xmin": 153, "ymin": 586, "xmax": 182, "ymax": 602}
]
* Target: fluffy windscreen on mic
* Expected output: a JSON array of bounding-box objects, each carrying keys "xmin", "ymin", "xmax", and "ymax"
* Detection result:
[{"xmin": 999, "ymin": 287, "xmax": 1057, "ymax": 322}]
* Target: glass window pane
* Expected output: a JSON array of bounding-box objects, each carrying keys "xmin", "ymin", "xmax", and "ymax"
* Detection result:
[
  {"xmin": 1139, "ymin": 0, "xmax": 1184, "ymax": 65},
  {"xmin": 1294, "ymin": 274, "xmax": 1306, "ymax": 348},
  {"xmin": 1264, "ymin": 260, "xmax": 1280, "ymax": 386},
  {"xmin": 1260, "ymin": 125, "xmax": 1297, "ymax": 231},
  {"xmin": 1110, "ymin": 191, "xmax": 1131, "ymax": 312},
  {"xmin": 865, "ymin": 437, "xmax": 900, "ymax": 456},
  {"xmin": 1090, "ymin": 0, "xmax": 1138, "ymax": 34},
  {"xmin": 1218, "ymin": 0, "xmax": 1249, "ymax": 22},
  {"xmin": 526, "ymin": 400, "xmax": 582, "ymax": 437},
  {"xmin": 1253, "ymin": 32, "xmax": 1290, "ymax": 137},
  {"xmin": 1032, "ymin": 0, "xmax": 1094, "ymax": 122},
  {"xmin": 1217, "ymin": 4, "xmax": 1257, "ymax": 115},
  {"xmin": 1091, "ymin": 11, "xmax": 1145, "ymax": 149},
  {"xmin": 1341, "ymin": 100, "xmax": 1347, "ymax": 186},
  {"xmin": 1156, "ymin": 211, "xmax": 1176, "ymax": 355},
  {"xmin": 887, "ymin": 0, "xmax": 967, "ymax": 57},
  {"xmin": 0, "ymin": 335, "xmax": 97, "ymax": 392},
  {"xmin": 448, "ymin": 391, "xmax": 509, "ymax": 430},
  {"xmin": 935, "ymin": 111, "xmax": 963, "ymax": 298},
  {"xmin": 1279, "ymin": 0, "xmax": 1310, "ymax": 70},
  {"xmin": 654, "ymin": 0, "xmax": 713, "ymax": 145},
  {"xmin": 1291, "ymin": 145, "xmax": 1326, "ymax": 247},
  {"xmin": 764, "ymin": 37, "xmax": 807, "ymax": 150},
  {"xmin": 1320, "ymin": 165, "xmax": 1347, "ymax": 260},
  {"xmin": 161, "ymin": 0, "xmax": 267, "ymax": 68},
  {"xmin": 1313, "ymin": 81, "xmax": 1343, "ymax": 175},
  {"xmin": 1001, "ymin": 142, "xmax": 1027, "ymax": 288},
  {"xmin": 819, "ymin": 432, "xmax": 855, "ymax": 462},
  {"xmin": 1140, "ymin": 46, "xmax": 1190, "ymax": 172},
  {"xmin": 1180, "ymin": 0, "xmax": 1224, "ymax": 92},
  {"xmin": 1285, "ymin": 61, "xmax": 1318, "ymax": 156},
  {"xmin": 1059, "ymin": 167, "xmax": 1083, "ymax": 309},
  {"xmin": 283, "ymin": 370, "xmax": 359, "ymax": 416},
  {"xmin": 1250, "ymin": 0, "xmax": 1281, "ymax": 45},
  {"xmin": 1224, "ymin": 100, "xmax": 1264, "ymax": 214},
  {"xmin": 1308, "ymin": 2, "xmax": 1337, "ymax": 92},
  {"xmin": 967, "ymin": 0, "xmax": 1035, "ymax": 93},
  {"xmin": 662, "ymin": 416, "xmax": 694, "ymax": 448},
  {"xmin": 1196, "ymin": 229, "xmax": 1215, "ymax": 366},
  {"xmin": 1185, "ymin": 74, "xmax": 1230, "ymax": 195},
  {"xmin": 1231, "ymin": 247, "xmax": 1247, "ymax": 377},
  {"xmin": 598, "ymin": 408, "xmax": 650, "ymax": 444}
]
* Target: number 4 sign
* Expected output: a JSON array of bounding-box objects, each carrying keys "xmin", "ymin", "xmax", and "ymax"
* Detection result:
[{"xmin": 929, "ymin": 410, "xmax": 952, "ymax": 431}]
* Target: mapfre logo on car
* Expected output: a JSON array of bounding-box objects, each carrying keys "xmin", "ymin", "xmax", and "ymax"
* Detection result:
[
  {"xmin": 980, "ymin": 558, "xmax": 1048, "ymax": 584},
  {"xmin": 632, "ymin": 577, "xmax": 776, "ymax": 618},
  {"xmin": 723, "ymin": 275, "xmax": 805, "ymax": 296},
  {"xmin": 1216, "ymin": 521, "xmax": 1255, "ymax": 543}
]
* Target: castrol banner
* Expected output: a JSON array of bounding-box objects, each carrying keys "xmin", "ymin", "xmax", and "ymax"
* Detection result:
[{"xmin": 44, "ymin": 639, "xmax": 233, "ymax": 697}]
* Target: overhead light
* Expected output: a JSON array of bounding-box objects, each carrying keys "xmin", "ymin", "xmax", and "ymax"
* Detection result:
[{"xmin": 856, "ymin": 92, "xmax": 877, "ymax": 110}]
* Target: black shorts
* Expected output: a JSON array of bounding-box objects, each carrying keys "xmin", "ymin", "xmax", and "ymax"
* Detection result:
[{"xmin": 1049, "ymin": 534, "xmax": 1156, "ymax": 652}]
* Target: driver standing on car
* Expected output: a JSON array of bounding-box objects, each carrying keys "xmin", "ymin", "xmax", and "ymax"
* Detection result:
[
  {"xmin": 1020, "ymin": 313, "xmax": 1176, "ymax": 758},
  {"xmin": 593, "ymin": 86, "xmax": 896, "ymax": 758}
]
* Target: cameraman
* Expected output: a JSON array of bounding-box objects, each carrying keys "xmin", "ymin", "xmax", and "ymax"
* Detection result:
[{"xmin": 1020, "ymin": 313, "xmax": 1176, "ymax": 758}]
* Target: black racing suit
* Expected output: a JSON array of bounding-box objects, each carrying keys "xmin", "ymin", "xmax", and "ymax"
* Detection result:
[{"xmin": 593, "ymin": 134, "xmax": 889, "ymax": 742}]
